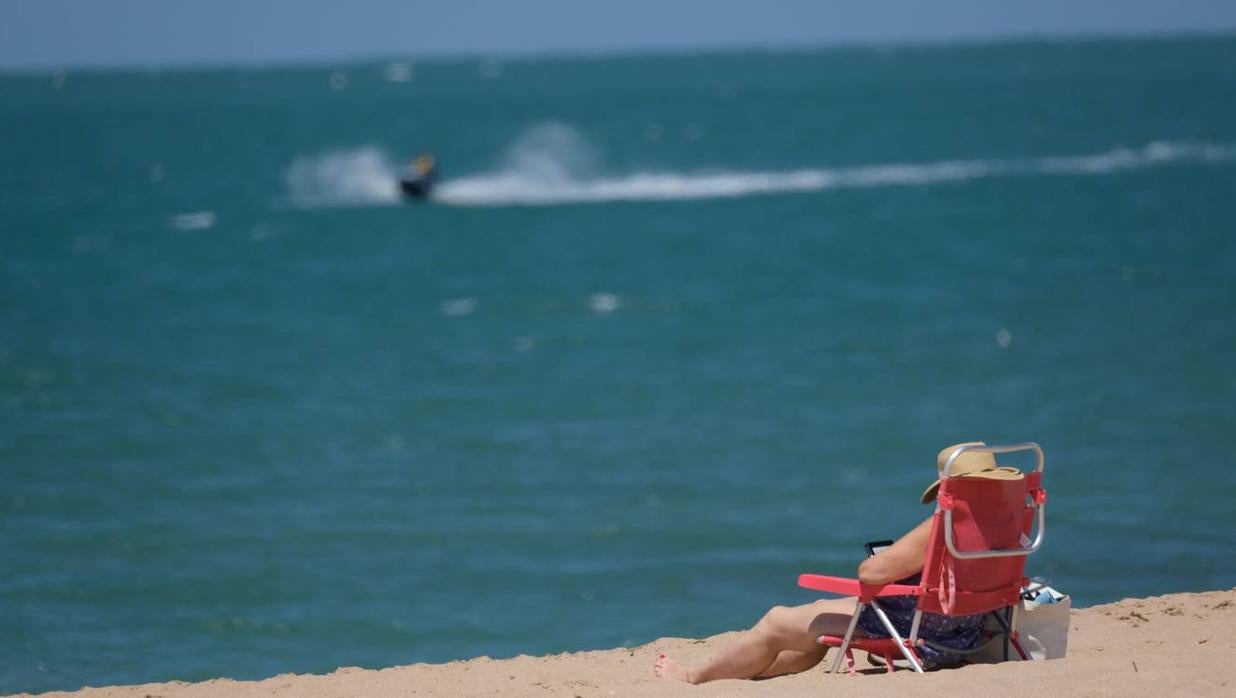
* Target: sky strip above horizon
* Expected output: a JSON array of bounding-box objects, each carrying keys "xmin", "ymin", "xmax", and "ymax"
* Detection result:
[{"xmin": 4, "ymin": 0, "xmax": 1236, "ymax": 70}]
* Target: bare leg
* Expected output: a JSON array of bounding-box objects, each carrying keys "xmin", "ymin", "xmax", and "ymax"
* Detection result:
[
  {"xmin": 756, "ymin": 647, "xmax": 829, "ymax": 678},
  {"xmin": 654, "ymin": 597, "xmax": 856, "ymax": 684}
]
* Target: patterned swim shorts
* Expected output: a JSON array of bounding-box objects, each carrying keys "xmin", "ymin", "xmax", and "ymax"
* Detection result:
[{"xmin": 856, "ymin": 594, "xmax": 985, "ymax": 666}]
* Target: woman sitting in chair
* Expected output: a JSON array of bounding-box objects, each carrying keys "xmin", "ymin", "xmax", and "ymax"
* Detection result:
[{"xmin": 654, "ymin": 442, "xmax": 1020, "ymax": 684}]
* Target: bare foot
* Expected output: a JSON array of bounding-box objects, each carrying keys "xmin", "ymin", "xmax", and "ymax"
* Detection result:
[{"xmin": 653, "ymin": 652, "xmax": 697, "ymax": 684}]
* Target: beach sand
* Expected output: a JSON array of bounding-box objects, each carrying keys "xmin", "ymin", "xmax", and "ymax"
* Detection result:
[{"xmin": 26, "ymin": 588, "xmax": 1234, "ymax": 697}]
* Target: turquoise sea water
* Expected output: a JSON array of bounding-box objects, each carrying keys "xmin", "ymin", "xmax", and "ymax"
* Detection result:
[{"xmin": 3, "ymin": 36, "xmax": 1236, "ymax": 693}]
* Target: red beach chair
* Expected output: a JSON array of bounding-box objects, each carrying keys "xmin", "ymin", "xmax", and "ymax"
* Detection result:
[{"xmin": 798, "ymin": 442, "xmax": 1046, "ymax": 674}]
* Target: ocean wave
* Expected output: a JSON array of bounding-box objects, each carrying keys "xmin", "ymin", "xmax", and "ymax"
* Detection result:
[{"xmin": 168, "ymin": 210, "xmax": 217, "ymax": 231}]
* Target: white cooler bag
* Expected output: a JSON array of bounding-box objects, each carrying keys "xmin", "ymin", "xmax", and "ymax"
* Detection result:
[{"xmin": 975, "ymin": 584, "xmax": 1070, "ymax": 662}]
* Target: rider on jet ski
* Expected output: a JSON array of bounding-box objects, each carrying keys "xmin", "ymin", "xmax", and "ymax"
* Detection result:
[{"xmin": 400, "ymin": 152, "xmax": 437, "ymax": 200}]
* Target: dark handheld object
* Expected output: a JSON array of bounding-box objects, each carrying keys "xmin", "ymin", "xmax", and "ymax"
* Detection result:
[{"xmin": 864, "ymin": 539, "xmax": 895, "ymax": 557}]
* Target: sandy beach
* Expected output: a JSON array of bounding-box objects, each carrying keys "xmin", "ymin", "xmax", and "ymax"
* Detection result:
[{"xmin": 24, "ymin": 587, "xmax": 1233, "ymax": 697}]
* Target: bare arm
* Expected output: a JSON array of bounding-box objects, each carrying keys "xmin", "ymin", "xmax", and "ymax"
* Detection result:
[{"xmin": 857, "ymin": 516, "xmax": 933, "ymax": 585}]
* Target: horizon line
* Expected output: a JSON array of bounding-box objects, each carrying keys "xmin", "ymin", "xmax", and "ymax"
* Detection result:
[{"xmin": 3, "ymin": 27, "xmax": 1235, "ymax": 76}]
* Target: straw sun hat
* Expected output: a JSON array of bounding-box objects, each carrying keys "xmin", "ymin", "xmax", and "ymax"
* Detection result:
[{"xmin": 920, "ymin": 441, "xmax": 1024, "ymax": 504}]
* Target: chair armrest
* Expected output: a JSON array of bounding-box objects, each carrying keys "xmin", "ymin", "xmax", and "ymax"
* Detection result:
[{"xmin": 798, "ymin": 574, "xmax": 919, "ymax": 600}]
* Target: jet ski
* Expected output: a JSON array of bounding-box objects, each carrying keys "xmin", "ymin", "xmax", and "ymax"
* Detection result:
[
  {"xmin": 400, "ymin": 153, "xmax": 437, "ymax": 201},
  {"xmin": 399, "ymin": 174, "xmax": 434, "ymax": 200}
]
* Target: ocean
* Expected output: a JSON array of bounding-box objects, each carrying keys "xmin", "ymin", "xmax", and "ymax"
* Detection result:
[{"xmin": 3, "ymin": 36, "xmax": 1235, "ymax": 694}]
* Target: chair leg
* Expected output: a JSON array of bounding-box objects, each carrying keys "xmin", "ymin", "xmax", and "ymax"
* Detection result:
[
  {"xmin": 1002, "ymin": 608, "xmax": 1011, "ymax": 661},
  {"xmin": 829, "ymin": 603, "xmax": 865, "ymax": 674},
  {"xmin": 990, "ymin": 606, "xmax": 1032, "ymax": 661},
  {"xmin": 1009, "ymin": 601, "xmax": 1031, "ymax": 660},
  {"xmin": 869, "ymin": 601, "xmax": 925, "ymax": 673}
]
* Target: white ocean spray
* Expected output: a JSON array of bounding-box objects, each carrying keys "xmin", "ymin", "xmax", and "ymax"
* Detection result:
[{"xmin": 284, "ymin": 124, "xmax": 1236, "ymax": 209}]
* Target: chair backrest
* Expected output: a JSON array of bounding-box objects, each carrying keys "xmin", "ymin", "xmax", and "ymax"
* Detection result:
[{"xmin": 916, "ymin": 468, "xmax": 1045, "ymax": 616}]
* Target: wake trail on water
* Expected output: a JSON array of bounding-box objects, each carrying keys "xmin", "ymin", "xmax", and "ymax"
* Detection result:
[{"xmin": 284, "ymin": 123, "xmax": 1236, "ymax": 209}]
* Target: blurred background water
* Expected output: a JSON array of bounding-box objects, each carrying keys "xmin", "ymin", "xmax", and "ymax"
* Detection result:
[{"xmin": 3, "ymin": 36, "xmax": 1236, "ymax": 693}]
